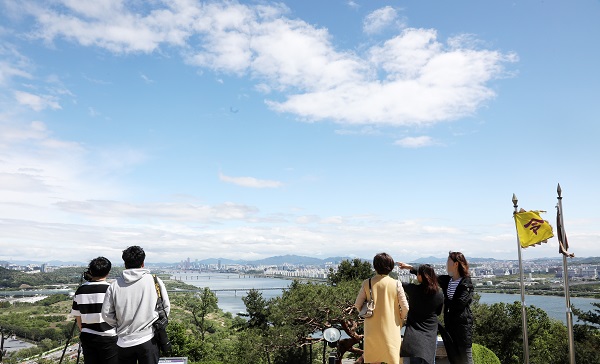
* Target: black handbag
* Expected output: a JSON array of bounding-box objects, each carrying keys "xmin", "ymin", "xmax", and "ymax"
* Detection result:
[{"xmin": 152, "ymin": 275, "xmax": 172, "ymax": 354}]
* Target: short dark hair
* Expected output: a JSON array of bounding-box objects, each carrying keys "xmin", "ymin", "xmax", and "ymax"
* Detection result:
[
  {"xmin": 373, "ymin": 252, "xmax": 394, "ymax": 275},
  {"xmin": 88, "ymin": 257, "xmax": 112, "ymax": 278},
  {"xmin": 122, "ymin": 246, "xmax": 145, "ymax": 269}
]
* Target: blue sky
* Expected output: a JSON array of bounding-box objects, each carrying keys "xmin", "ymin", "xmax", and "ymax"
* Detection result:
[{"xmin": 0, "ymin": 0, "xmax": 599, "ymax": 264}]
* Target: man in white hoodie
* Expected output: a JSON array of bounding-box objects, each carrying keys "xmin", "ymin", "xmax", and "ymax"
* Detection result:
[{"xmin": 102, "ymin": 246, "xmax": 170, "ymax": 364}]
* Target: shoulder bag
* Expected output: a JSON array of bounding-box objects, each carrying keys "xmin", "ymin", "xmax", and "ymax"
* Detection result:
[
  {"xmin": 152, "ymin": 274, "xmax": 172, "ymax": 354},
  {"xmin": 358, "ymin": 278, "xmax": 375, "ymax": 318}
]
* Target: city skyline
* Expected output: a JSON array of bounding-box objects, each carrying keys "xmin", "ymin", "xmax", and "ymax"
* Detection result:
[
  {"xmin": 3, "ymin": 252, "xmax": 598, "ymax": 268},
  {"xmin": 1, "ymin": 1, "xmax": 599, "ymax": 265}
]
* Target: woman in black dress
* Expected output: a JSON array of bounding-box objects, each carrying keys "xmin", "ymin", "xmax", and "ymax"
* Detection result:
[{"xmin": 397, "ymin": 263, "xmax": 444, "ymax": 364}]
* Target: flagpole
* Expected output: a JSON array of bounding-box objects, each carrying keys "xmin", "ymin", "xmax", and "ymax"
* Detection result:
[
  {"xmin": 512, "ymin": 193, "xmax": 530, "ymax": 364},
  {"xmin": 557, "ymin": 184, "xmax": 576, "ymax": 364}
]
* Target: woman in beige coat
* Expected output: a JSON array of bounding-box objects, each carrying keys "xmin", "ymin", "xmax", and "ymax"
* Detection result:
[{"xmin": 354, "ymin": 253, "xmax": 409, "ymax": 364}]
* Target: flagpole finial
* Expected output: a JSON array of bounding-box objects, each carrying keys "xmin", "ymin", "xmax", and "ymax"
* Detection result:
[
  {"xmin": 557, "ymin": 183, "xmax": 562, "ymax": 197},
  {"xmin": 512, "ymin": 193, "xmax": 518, "ymax": 208}
]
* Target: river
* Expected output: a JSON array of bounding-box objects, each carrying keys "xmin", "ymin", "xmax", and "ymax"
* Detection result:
[
  {"xmin": 170, "ymin": 272, "xmax": 291, "ymax": 315},
  {"xmin": 478, "ymin": 292, "xmax": 599, "ymax": 323},
  {"xmin": 170, "ymin": 272, "xmax": 600, "ymax": 324}
]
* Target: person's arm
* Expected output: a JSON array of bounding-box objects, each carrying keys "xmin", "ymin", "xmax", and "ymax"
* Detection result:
[
  {"xmin": 354, "ymin": 281, "xmax": 367, "ymax": 310},
  {"xmin": 70, "ymin": 292, "xmax": 82, "ymax": 331},
  {"xmin": 397, "ymin": 262, "xmax": 418, "ymax": 275},
  {"xmin": 101, "ymin": 284, "xmax": 117, "ymax": 328},
  {"xmin": 397, "ymin": 281, "xmax": 409, "ymax": 320},
  {"xmin": 157, "ymin": 277, "xmax": 170, "ymax": 316}
]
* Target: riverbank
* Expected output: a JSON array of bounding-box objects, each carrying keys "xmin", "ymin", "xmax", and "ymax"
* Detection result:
[
  {"xmin": 478, "ymin": 292, "xmax": 599, "ymax": 323},
  {"xmin": 167, "ymin": 272, "xmax": 600, "ymax": 324},
  {"xmin": 476, "ymin": 285, "xmax": 600, "ymax": 299}
]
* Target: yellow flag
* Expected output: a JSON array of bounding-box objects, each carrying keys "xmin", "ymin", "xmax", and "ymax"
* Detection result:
[{"xmin": 514, "ymin": 210, "xmax": 554, "ymax": 248}]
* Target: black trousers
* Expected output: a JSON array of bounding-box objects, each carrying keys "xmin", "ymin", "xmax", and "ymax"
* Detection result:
[
  {"xmin": 117, "ymin": 336, "xmax": 160, "ymax": 364},
  {"xmin": 80, "ymin": 332, "xmax": 118, "ymax": 364}
]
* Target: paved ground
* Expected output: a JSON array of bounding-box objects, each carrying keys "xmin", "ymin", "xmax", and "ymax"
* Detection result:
[
  {"xmin": 339, "ymin": 358, "xmax": 449, "ymax": 364},
  {"xmin": 336, "ymin": 338, "xmax": 451, "ymax": 364},
  {"xmin": 2, "ymin": 337, "xmax": 35, "ymax": 352}
]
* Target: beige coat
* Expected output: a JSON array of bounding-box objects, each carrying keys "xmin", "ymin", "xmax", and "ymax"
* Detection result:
[{"xmin": 354, "ymin": 274, "xmax": 409, "ymax": 364}]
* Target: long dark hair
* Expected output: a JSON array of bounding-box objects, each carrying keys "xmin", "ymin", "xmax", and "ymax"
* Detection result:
[
  {"xmin": 448, "ymin": 251, "xmax": 470, "ymax": 278},
  {"xmin": 418, "ymin": 264, "xmax": 439, "ymax": 295}
]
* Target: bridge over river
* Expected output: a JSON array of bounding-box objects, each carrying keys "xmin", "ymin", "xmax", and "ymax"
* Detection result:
[{"xmin": 170, "ymin": 287, "xmax": 288, "ymax": 297}]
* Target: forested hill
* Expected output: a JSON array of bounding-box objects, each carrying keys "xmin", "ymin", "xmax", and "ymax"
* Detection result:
[{"xmin": 0, "ymin": 266, "xmax": 91, "ymax": 288}]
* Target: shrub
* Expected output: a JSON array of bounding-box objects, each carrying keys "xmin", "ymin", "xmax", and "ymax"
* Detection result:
[{"xmin": 473, "ymin": 343, "xmax": 501, "ymax": 364}]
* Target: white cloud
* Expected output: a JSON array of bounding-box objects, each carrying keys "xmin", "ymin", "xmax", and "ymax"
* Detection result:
[
  {"xmin": 14, "ymin": 91, "xmax": 61, "ymax": 111},
  {"xmin": 23, "ymin": 0, "xmax": 198, "ymax": 53},
  {"xmin": 0, "ymin": 117, "xmax": 144, "ymax": 223},
  {"xmin": 83, "ymin": 74, "xmax": 112, "ymax": 85},
  {"xmin": 88, "ymin": 107, "xmax": 100, "ymax": 117},
  {"xmin": 0, "ymin": 43, "xmax": 33, "ymax": 86},
  {"xmin": 54, "ymin": 200, "xmax": 259, "ymax": 222},
  {"xmin": 347, "ymin": 1, "xmax": 360, "ymax": 10},
  {"xmin": 394, "ymin": 136, "xmax": 435, "ymax": 148},
  {"xmin": 0, "ymin": 61, "xmax": 32, "ymax": 86},
  {"xmin": 0, "ymin": 2, "xmax": 550, "ymax": 263},
  {"xmin": 14, "ymin": 1, "xmax": 515, "ymax": 127},
  {"xmin": 2, "ymin": 211, "xmax": 566, "ymax": 263},
  {"xmin": 334, "ymin": 126, "xmax": 382, "ymax": 136},
  {"xmin": 140, "ymin": 73, "xmax": 154, "ymax": 84},
  {"xmin": 0, "ymin": 172, "xmax": 48, "ymax": 192},
  {"xmin": 219, "ymin": 171, "xmax": 283, "ymax": 189},
  {"xmin": 363, "ymin": 6, "xmax": 401, "ymax": 35}
]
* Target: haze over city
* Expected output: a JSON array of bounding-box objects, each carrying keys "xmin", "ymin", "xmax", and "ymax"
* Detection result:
[{"xmin": 0, "ymin": 1, "xmax": 599, "ymax": 265}]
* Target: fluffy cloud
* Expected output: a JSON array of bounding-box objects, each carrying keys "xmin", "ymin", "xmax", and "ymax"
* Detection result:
[
  {"xmin": 0, "ymin": 43, "xmax": 33, "ymax": 86},
  {"xmin": 12, "ymin": 1, "xmax": 515, "ymax": 127},
  {"xmin": 394, "ymin": 136, "xmax": 436, "ymax": 148},
  {"xmin": 0, "ymin": 1, "xmax": 550, "ymax": 264},
  {"xmin": 14, "ymin": 91, "xmax": 61, "ymax": 111},
  {"xmin": 363, "ymin": 6, "xmax": 402, "ymax": 35},
  {"xmin": 219, "ymin": 171, "xmax": 283, "ymax": 189},
  {"xmin": 0, "ymin": 210, "xmax": 548, "ymax": 263}
]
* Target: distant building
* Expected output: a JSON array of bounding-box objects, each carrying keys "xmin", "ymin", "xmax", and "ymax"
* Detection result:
[{"xmin": 579, "ymin": 267, "xmax": 597, "ymax": 279}]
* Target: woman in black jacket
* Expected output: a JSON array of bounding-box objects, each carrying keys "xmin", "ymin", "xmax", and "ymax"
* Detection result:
[
  {"xmin": 398, "ymin": 252, "xmax": 474, "ymax": 364},
  {"xmin": 438, "ymin": 251, "xmax": 474, "ymax": 364},
  {"xmin": 397, "ymin": 263, "xmax": 444, "ymax": 364}
]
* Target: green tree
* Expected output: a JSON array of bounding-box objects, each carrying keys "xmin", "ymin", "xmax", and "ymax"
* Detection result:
[
  {"xmin": 232, "ymin": 328, "xmax": 269, "ymax": 364},
  {"xmin": 253, "ymin": 260, "xmax": 374, "ymax": 363},
  {"xmin": 266, "ymin": 279, "xmax": 364, "ymax": 362},
  {"xmin": 39, "ymin": 338, "xmax": 53, "ymax": 351},
  {"xmin": 472, "ymin": 300, "xmax": 568, "ymax": 364},
  {"xmin": 36, "ymin": 294, "xmax": 70, "ymax": 306},
  {"xmin": 166, "ymin": 320, "xmax": 208, "ymax": 362},
  {"xmin": 572, "ymin": 302, "xmax": 600, "ymax": 363},
  {"xmin": 235, "ymin": 289, "xmax": 271, "ymax": 363},
  {"xmin": 472, "ymin": 343, "xmax": 501, "ymax": 364},
  {"xmin": 240, "ymin": 289, "xmax": 269, "ymax": 331},
  {"xmin": 183, "ymin": 289, "xmax": 219, "ymax": 341},
  {"xmin": 327, "ymin": 259, "xmax": 372, "ymax": 286}
]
